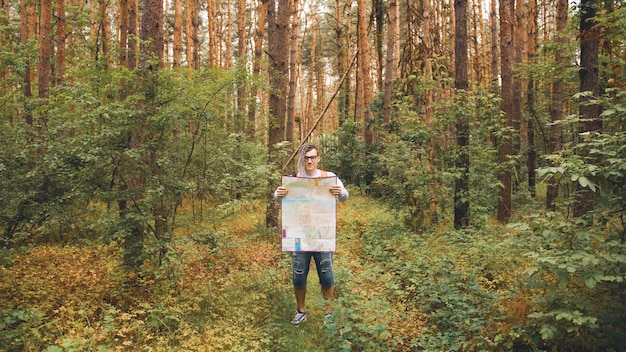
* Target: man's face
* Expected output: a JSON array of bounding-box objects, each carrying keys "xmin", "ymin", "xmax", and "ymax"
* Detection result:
[{"xmin": 303, "ymin": 149, "xmax": 319, "ymax": 174}]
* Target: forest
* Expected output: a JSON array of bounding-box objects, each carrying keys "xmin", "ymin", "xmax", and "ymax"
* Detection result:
[{"xmin": 0, "ymin": 0, "xmax": 625, "ymax": 349}]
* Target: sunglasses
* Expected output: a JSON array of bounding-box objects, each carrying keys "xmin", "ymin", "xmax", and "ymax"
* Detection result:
[{"xmin": 303, "ymin": 155, "xmax": 318, "ymax": 161}]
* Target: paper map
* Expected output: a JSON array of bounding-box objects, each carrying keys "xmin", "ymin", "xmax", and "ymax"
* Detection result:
[{"xmin": 281, "ymin": 176, "xmax": 337, "ymax": 252}]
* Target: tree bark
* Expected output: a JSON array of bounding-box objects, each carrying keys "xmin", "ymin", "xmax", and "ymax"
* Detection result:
[
  {"xmin": 55, "ymin": 0, "xmax": 66, "ymax": 84},
  {"xmin": 526, "ymin": 0, "xmax": 538, "ymax": 198},
  {"xmin": 357, "ymin": 0, "xmax": 374, "ymax": 144},
  {"xmin": 574, "ymin": 0, "xmax": 601, "ymax": 217},
  {"xmin": 382, "ymin": 0, "xmax": 397, "ymax": 130},
  {"xmin": 98, "ymin": 0, "xmax": 110, "ymax": 68},
  {"xmin": 128, "ymin": 0, "xmax": 138, "ymax": 70},
  {"xmin": 140, "ymin": 0, "xmax": 164, "ymax": 69},
  {"xmin": 225, "ymin": 0, "xmax": 233, "ymax": 70},
  {"xmin": 207, "ymin": 0, "xmax": 218, "ymax": 68},
  {"xmin": 247, "ymin": 0, "xmax": 267, "ymax": 137},
  {"xmin": 489, "ymin": 0, "xmax": 498, "ymax": 91},
  {"xmin": 454, "ymin": 0, "xmax": 470, "ymax": 229},
  {"xmin": 498, "ymin": 0, "xmax": 514, "ymax": 223},
  {"xmin": 373, "ymin": 0, "xmax": 384, "ymax": 91},
  {"xmin": 39, "ymin": 0, "xmax": 53, "ymax": 99},
  {"xmin": 266, "ymin": 0, "xmax": 290, "ymax": 227},
  {"xmin": 236, "ymin": 0, "xmax": 247, "ymax": 131},
  {"xmin": 335, "ymin": 0, "xmax": 351, "ymax": 124},
  {"xmin": 287, "ymin": 0, "xmax": 300, "ymax": 142},
  {"xmin": 173, "ymin": 0, "xmax": 182, "ymax": 67},
  {"xmin": 546, "ymin": 0, "xmax": 567, "ymax": 210},
  {"xmin": 119, "ymin": 0, "xmax": 129, "ymax": 68}
]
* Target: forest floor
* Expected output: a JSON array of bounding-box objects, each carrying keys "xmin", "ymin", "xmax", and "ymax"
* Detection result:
[
  {"xmin": 0, "ymin": 190, "xmax": 439, "ymax": 351},
  {"xmin": 195, "ymin": 191, "xmax": 412, "ymax": 351}
]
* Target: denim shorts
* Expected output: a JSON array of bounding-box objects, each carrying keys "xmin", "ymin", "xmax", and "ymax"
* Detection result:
[{"xmin": 292, "ymin": 251, "xmax": 335, "ymax": 288}]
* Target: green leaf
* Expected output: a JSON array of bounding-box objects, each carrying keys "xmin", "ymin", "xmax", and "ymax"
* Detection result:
[
  {"xmin": 540, "ymin": 324, "xmax": 557, "ymax": 340},
  {"xmin": 577, "ymin": 176, "xmax": 597, "ymax": 191}
]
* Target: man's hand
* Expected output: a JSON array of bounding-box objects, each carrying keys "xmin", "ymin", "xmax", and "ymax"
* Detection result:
[
  {"xmin": 276, "ymin": 186, "xmax": 289, "ymax": 197},
  {"xmin": 329, "ymin": 185, "xmax": 342, "ymax": 196}
]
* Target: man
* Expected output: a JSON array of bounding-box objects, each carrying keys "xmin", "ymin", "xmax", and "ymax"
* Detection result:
[{"xmin": 275, "ymin": 143, "xmax": 349, "ymax": 326}]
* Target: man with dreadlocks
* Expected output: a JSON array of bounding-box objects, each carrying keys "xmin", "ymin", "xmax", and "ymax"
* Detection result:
[{"xmin": 274, "ymin": 143, "xmax": 349, "ymax": 326}]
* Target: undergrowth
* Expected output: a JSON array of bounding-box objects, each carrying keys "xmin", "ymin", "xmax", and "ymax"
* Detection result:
[{"xmin": 1, "ymin": 192, "xmax": 625, "ymax": 351}]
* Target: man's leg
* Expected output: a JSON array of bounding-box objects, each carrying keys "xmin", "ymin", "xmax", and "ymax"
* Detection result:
[
  {"xmin": 322, "ymin": 285, "xmax": 334, "ymax": 314},
  {"xmin": 292, "ymin": 252, "xmax": 311, "ymax": 314},
  {"xmin": 295, "ymin": 286, "xmax": 307, "ymax": 312},
  {"xmin": 314, "ymin": 252, "xmax": 335, "ymax": 315}
]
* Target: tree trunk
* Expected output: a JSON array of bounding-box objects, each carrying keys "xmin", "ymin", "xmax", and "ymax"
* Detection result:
[
  {"xmin": 173, "ymin": 0, "xmax": 182, "ymax": 67},
  {"xmin": 546, "ymin": 0, "xmax": 567, "ymax": 210},
  {"xmin": 236, "ymin": 0, "xmax": 247, "ymax": 131},
  {"xmin": 305, "ymin": 15, "xmax": 317, "ymax": 139},
  {"xmin": 498, "ymin": 0, "xmax": 514, "ymax": 223},
  {"xmin": 140, "ymin": 0, "xmax": 164, "ymax": 69},
  {"xmin": 489, "ymin": 0, "xmax": 498, "ymax": 91},
  {"xmin": 511, "ymin": 0, "xmax": 523, "ymax": 191},
  {"xmin": 373, "ymin": 0, "xmax": 384, "ymax": 91},
  {"xmin": 39, "ymin": 0, "xmax": 52, "ymax": 99},
  {"xmin": 207, "ymin": 0, "xmax": 218, "ymax": 68},
  {"xmin": 119, "ymin": 0, "xmax": 129, "ymax": 68},
  {"xmin": 574, "ymin": 0, "xmax": 601, "ymax": 217},
  {"xmin": 382, "ymin": 0, "xmax": 397, "ymax": 130},
  {"xmin": 55, "ymin": 0, "xmax": 66, "ymax": 84},
  {"xmin": 454, "ymin": 0, "xmax": 470, "ymax": 229},
  {"xmin": 266, "ymin": 0, "xmax": 290, "ymax": 227},
  {"xmin": 335, "ymin": 0, "xmax": 351, "ymax": 124},
  {"xmin": 286, "ymin": 0, "xmax": 300, "ymax": 142},
  {"xmin": 526, "ymin": 0, "xmax": 538, "ymax": 198},
  {"xmin": 225, "ymin": 0, "xmax": 233, "ymax": 70},
  {"xmin": 99, "ymin": 0, "xmax": 110, "ymax": 69},
  {"xmin": 128, "ymin": 0, "xmax": 138, "ymax": 70},
  {"xmin": 248, "ymin": 0, "xmax": 267, "ymax": 137},
  {"xmin": 357, "ymin": 0, "xmax": 374, "ymax": 144}
]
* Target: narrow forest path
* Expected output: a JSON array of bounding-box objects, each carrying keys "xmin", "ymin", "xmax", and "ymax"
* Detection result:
[{"xmin": 195, "ymin": 191, "xmax": 408, "ymax": 351}]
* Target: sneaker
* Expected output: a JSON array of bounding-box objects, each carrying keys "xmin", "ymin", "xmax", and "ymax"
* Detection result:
[
  {"xmin": 324, "ymin": 312, "xmax": 335, "ymax": 329},
  {"xmin": 291, "ymin": 310, "xmax": 307, "ymax": 325}
]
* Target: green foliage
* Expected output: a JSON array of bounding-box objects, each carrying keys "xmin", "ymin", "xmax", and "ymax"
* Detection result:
[
  {"xmin": 511, "ymin": 213, "xmax": 626, "ymax": 351},
  {"xmin": 0, "ymin": 307, "xmax": 44, "ymax": 351}
]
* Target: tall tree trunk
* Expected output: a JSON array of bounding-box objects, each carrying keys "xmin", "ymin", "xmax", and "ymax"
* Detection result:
[
  {"xmin": 382, "ymin": 0, "xmax": 397, "ymax": 130},
  {"xmin": 511, "ymin": 0, "xmax": 523, "ymax": 191},
  {"xmin": 128, "ymin": 0, "xmax": 138, "ymax": 70},
  {"xmin": 266, "ymin": 0, "xmax": 290, "ymax": 227},
  {"xmin": 55, "ymin": 0, "xmax": 66, "ymax": 84},
  {"xmin": 225, "ymin": 0, "xmax": 232, "ymax": 70},
  {"xmin": 286, "ymin": 0, "xmax": 300, "ymax": 143},
  {"xmin": 119, "ymin": 0, "xmax": 129, "ymax": 68},
  {"xmin": 186, "ymin": 0, "xmax": 199, "ymax": 68},
  {"xmin": 498, "ymin": 0, "xmax": 514, "ymax": 223},
  {"xmin": 489, "ymin": 0, "xmax": 498, "ymax": 91},
  {"xmin": 574, "ymin": 0, "xmax": 601, "ymax": 217},
  {"xmin": 207, "ymin": 0, "xmax": 218, "ymax": 68},
  {"xmin": 546, "ymin": 0, "xmax": 566, "ymax": 210},
  {"xmin": 526, "ymin": 0, "xmax": 538, "ymax": 198},
  {"xmin": 335, "ymin": 0, "xmax": 350, "ymax": 124},
  {"xmin": 236, "ymin": 0, "xmax": 247, "ymax": 131},
  {"xmin": 98, "ymin": 0, "xmax": 110, "ymax": 69},
  {"xmin": 373, "ymin": 0, "xmax": 384, "ymax": 91},
  {"xmin": 39, "ymin": 0, "xmax": 52, "ymax": 100},
  {"xmin": 140, "ymin": 0, "xmax": 164, "ymax": 69},
  {"xmin": 357, "ymin": 0, "xmax": 374, "ymax": 144},
  {"xmin": 305, "ymin": 16, "xmax": 317, "ymax": 139},
  {"xmin": 173, "ymin": 0, "xmax": 182, "ymax": 67},
  {"xmin": 247, "ymin": 0, "xmax": 267, "ymax": 137},
  {"xmin": 454, "ymin": 0, "xmax": 470, "ymax": 229}
]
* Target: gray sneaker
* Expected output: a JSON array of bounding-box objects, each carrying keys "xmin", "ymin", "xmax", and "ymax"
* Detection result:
[{"xmin": 291, "ymin": 310, "xmax": 307, "ymax": 325}]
